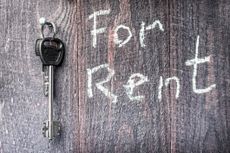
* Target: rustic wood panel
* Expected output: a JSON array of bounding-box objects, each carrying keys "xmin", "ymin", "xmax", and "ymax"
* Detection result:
[{"xmin": 0, "ymin": 0, "xmax": 229, "ymax": 153}]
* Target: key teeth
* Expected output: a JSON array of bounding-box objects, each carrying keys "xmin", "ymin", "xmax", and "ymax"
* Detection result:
[
  {"xmin": 42, "ymin": 121, "xmax": 61, "ymax": 139},
  {"xmin": 42, "ymin": 122, "xmax": 48, "ymax": 137}
]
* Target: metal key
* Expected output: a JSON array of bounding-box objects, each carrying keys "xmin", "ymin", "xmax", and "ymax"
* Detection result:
[{"xmin": 35, "ymin": 19, "xmax": 65, "ymax": 140}]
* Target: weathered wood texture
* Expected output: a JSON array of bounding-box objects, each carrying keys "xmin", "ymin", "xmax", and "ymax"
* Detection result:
[{"xmin": 0, "ymin": 0, "xmax": 229, "ymax": 152}]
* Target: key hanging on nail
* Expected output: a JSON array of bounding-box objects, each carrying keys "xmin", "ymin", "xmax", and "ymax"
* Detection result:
[{"xmin": 35, "ymin": 18, "xmax": 65, "ymax": 140}]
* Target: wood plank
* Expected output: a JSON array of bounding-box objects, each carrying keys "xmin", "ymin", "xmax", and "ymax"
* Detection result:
[
  {"xmin": 169, "ymin": 0, "xmax": 230, "ymax": 152},
  {"xmin": 80, "ymin": 0, "xmax": 170, "ymax": 152}
]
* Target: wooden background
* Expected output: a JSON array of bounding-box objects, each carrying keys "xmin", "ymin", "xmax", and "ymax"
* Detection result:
[{"xmin": 0, "ymin": 0, "xmax": 230, "ymax": 152}]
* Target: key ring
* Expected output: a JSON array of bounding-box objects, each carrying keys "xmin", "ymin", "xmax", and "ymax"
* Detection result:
[{"xmin": 40, "ymin": 17, "xmax": 57, "ymax": 39}]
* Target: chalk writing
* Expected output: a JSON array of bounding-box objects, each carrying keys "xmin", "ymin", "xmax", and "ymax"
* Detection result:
[
  {"xmin": 87, "ymin": 10, "xmax": 217, "ymax": 102},
  {"xmin": 89, "ymin": 10, "xmax": 164, "ymax": 48},
  {"xmin": 140, "ymin": 21, "xmax": 164, "ymax": 47},
  {"xmin": 123, "ymin": 73, "xmax": 149, "ymax": 101},
  {"xmin": 158, "ymin": 76, "xmax": 163, "ymax": 101},
  {"xmin": 165, "ymin": 76, "xmax": 180, "ymax": 99},
  {"xmin": 89, "ymin": 9, "xmax": 111, "ymax": 48},
  {"xmin": 158, "ymin": 76, "xmax": 180, "ymax": 101},
  {"xmin": 87, "ymin": 64, "xmax": 117, "ymax": 103},
  {"xmin": 185, "ymin": 35, "xmax": 216, "ymax": 94},
  {"xmin": 114, "ymin": 25, "xmax": 133, "ymax": 47},
  {"xmin": 87, "ymin": 54, "xmax": 215, "ymax": 102},
  {"xmin": 0, "ymin": 101, "xmax": 4, "ymax": 122}
]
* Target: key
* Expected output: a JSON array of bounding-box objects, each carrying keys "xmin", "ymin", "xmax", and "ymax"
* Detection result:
[
  {"xmin": 35, "ymin": 20, "xmax": 65, "ymax": 140},
  {"xmin": 36, "ymin": 38, "xmax": 64, "ymax": 140}
]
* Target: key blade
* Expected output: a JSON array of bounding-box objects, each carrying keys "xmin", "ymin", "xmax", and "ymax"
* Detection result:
[{"xmin": 48, "ymin": 65, "xmax": 54, "ymax": 140}]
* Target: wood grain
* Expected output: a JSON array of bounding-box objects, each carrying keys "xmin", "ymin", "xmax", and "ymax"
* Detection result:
[{"xmin": 0, "ymin": 0, "xmax": 229, "ymax": 153}]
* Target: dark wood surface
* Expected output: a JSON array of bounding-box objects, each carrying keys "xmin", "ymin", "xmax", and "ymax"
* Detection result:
[{"xmin": 0, "ymin": 0, "xmax": 229, "ymax": 152}]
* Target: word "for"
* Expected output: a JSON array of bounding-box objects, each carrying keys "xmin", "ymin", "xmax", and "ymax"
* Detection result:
[
  {"xmin": 87, "ymin": 36, "xmax": 216, "ymax": 103},
  {"xmin": 89, "ymin": 9, "xmax": 164, "ymax": 48}
]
